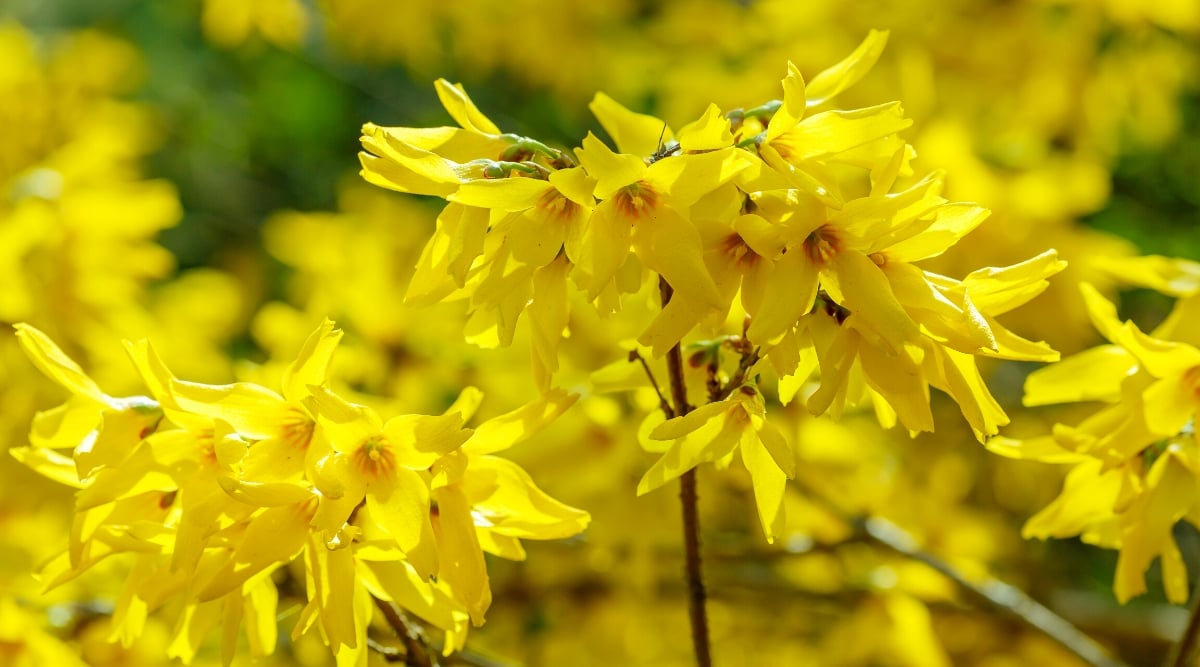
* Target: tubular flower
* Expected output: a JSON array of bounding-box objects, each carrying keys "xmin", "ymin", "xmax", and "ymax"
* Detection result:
[
  {"xmin": 359, "ymin": 29, "xmax": 1059, "ymax": 448},
  {"xmin": 10, "ymin": 321, "xmax": 589, "ymax": 662},
  {"xmin": 989, "ymin": 258, "xmax": 1200, "ymax": 603}
]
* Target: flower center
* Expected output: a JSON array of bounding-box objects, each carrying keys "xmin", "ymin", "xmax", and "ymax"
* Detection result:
[
  {"xmin": 803, "ymin": 225, "xmax": 841, "ymax": 266},
  {"xmin": 613, "ymin": 181, "xmax": 659, "ymax": 220},
  {"xmin": 353, "ymin": 434, "xmax": 396, "ymax": 479},
  {"xmin": 721, "ymin": 234, "xmax": 759, "ymax": 269},
  {"xmin": 537, "ymin": 188, "xmax": 580, "ymax": 222},
  {"xmin": 279, "ymin": 406, "xmax": 315, "ymax": 450}
]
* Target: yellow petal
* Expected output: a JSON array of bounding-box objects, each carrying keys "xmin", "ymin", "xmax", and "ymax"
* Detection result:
[
  {"xmin": 631, "ymin": 205, "xmax": 722, "ymax": 308},
  {"xmin": 548, "ymin": 166, "xmax": 597, "ymax": 207},
  {"xmin": 282, "ymin": 318, "xmax": 343, "ymax": 403},
  {"xmin": 359, "ymin": 130, "xmax": 462, "ymax": 197},
  {"xmin": 746, "ymin": 250, "xmax": 819, "ymax": 344},
  {"xmin": 884, "ymin": 204, "xmax": 990, "ymax": 263},
  {"xmin": 449, "ymin": 177, "xmax": 553, "ymax": 211},
  {"xmin": 384, "ymin": 412, "xmax": 471, "ymax": 468},
  {"xmin": 638, "ymin": 409, "xmax": 742, "ymax": 495},
  {"xmin": 805, "ymin": 29, "xmax": 889, "ymax": 107},
  {"xmin": 574, "ymin": 132, "xmax": 646, "ymax": 199},
  {"xmin": 766, "ymin": 61, "xmax": 806, "ymax": 141},
  {"xmin": 197, "ymin": 503, "xmax": 311, "ymax": 601},
  {"xmin": 570, "ymin": 197, "xmax": 633, "ymax": 299},
  {"xmin": 676, "ymin": 103, "xmax": 733, "ymax": 151},
  {"xmin": 832, "ymin": 250, "xmax": 922, "ymax": 364},
  {"xmin": 984, "ymin": 435, "xmax": 1086, "ymax": 464},
  {"xmin": 782, "ymin": 103, "xmax": 911, "ymax": 162},
  {"xmin": 367, "ymin": 469, "xmax": 438, "ymax": 580},
  {"xmin": 1142, "ymin": 376, "xmax": 1195, "ymax": 437},
  {"xmin": 464, "ymin": 388, "xmax": 577, "ymax": 456},
  {"xmin": 168, "ymin": 380, "xmax": 285, "ymax": 440},
  {"xmin": 14, "ymin": 323, "xmax": 107, "ymax": 404},
  {"xmin": 219, "ymin": 476, "xmax": 314, "ymax": 507},
  {"xmin": 463, "ymin": 456, "xmax": 590, "ymax": 540},
  {"xmin": 589, "ymin": 92, "xmax": 670, "ymax": 157},
  {"xmin": 741, "ymin": 436, "xmax": 787, "ymax": 543},
  {"xmin": 529, "ymin": 258, "xmax": 571, "ymax": 389},
  {"xmin": 432, "ymin": 485, "xmax": 491, "ymax": 625},
  {"xmin": 1023, "ymin": 345, "xmax": 1137, "ymax": 406},
  {"xmin": 649, "ymin": 401, "xmax": 729, "ymax": 440},
  {"xmin": 1095, "ymin": 254, "xmax": 1200, "ymax": 298},
  {"xmin": 433, "ymin": 79, "xmax": 501, "ymax": 134},
  {"xmin": 638, "ymin": 290, "xmax": 712, "ymax": 358}
]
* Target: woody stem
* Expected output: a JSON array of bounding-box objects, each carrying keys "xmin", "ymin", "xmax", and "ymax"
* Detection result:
[{"xmin": 659, "ymin": 276, "xmax": 713, "ymax": 667}]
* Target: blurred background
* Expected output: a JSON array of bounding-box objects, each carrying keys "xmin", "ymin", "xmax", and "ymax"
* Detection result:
[{"xmin": 0, "ymin": 0, "xmax": 1198, "ymax": 665}]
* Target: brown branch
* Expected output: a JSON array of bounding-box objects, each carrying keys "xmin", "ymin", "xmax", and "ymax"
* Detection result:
[
  {"xmin": 835, "ymin": 512, "xmax": 1130, "ymax": 667},
  {"xmin": 371, "ymin": 596, "xmax": 518, "ymax": 667},
  {"xmin": 629, "ymin": 348, "xmax": 674, "ymax": 417},
  {"xmin": 659, "ymin": 277, "xmax": 713, "ymax": 667},
  {"xmin": 373, "ymin": 597, "xmax": 437, "ymax": 667}
]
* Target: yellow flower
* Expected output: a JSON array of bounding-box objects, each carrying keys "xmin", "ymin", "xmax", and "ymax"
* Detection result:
[
  {"xmin": 307, "ymin": 385, "xmax": 471, "ymax": 579},
  {"xmin": 991, "ymin": 271, "xmax": 1200, "ymax": 603},
  {"xmin": 639, "ymin": 384, "xmax": 794, "ymax": 542}
]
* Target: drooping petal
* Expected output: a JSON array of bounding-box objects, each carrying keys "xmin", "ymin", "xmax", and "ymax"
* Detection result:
[
  {"xmin": 631, "ymin": 205, "xmax": 723, "ymax": 308},
  {"xmin": 741, "ymin": 435, "xmax": 787, "ymax": 542},
  {"xmin": 367, "ymin": 469, "xmax": 438, "ymax": 580},
  {"xmin": 746, "ymin": 249, "xmax": 819, "ymax": 344},
  {"xmin": 432, "ymin": 485, "xmax": 490, "ymax": 625},
  {"xmin": 527, "ymin": 258, "xmax": 571, "ymax": 389}
]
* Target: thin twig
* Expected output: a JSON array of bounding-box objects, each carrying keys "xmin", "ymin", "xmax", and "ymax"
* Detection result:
[
  {"xmin": 629, "ymin": 348, "xmax": 674, "ymax": 417},
  {"xmin": 715, "ymin": 345, "xmax": 760, "ymax": 401},
  {"xmin": 1163, "ymin": 579, "xmax": 1200, "ymax": 667},
  {"xmin": 848, "ymin": 514, "xmax": 1130, "ymax": 667},
  {"xmin": 373, "ymin": 597, "xmax": 437, "ymax": 667},
  {"xmin": 371, "ymin": 596, "xmax": 518, "ymax": 667},
  {"xmin": 659, "ymin": 277, "xmax": 713, "ymax": 667}
]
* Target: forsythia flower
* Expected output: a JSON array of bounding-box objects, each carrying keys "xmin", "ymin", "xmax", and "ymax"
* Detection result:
[
  {"xmin": 10, "ymin": 320, "xmax": 589, "ymax": 662},
  {"xmin": 989, "ymin": 256, "xmax": 1200, "ymax": 603},
  {"xmin": 360, "ymin": 30, "xmax": 1060, "ymax": 438},
  {"xmin": 360, "ymin": 30, "xmax": 1063, "ymax": 543}
]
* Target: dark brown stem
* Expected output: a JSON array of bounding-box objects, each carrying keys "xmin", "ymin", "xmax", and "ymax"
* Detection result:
[
  {"xmin": 373, "ymin": 597, "xmax": 437, "ymax": 667},
  {"xmin": 1164, "ymin": 580, "xmax": 1200, "ymax": 667},
  {"xmin": 659, "ymin": 277, "xmax": 713, "ymax": 667}
]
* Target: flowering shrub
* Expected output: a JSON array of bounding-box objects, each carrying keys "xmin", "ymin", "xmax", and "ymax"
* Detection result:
[{"xmin": 1, "ymin": 4, "xmax": 1198, "ymax": 667}]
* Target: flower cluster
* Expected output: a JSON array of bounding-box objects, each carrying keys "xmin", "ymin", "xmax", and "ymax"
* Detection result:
[
  {"xmin": 990, "ymin": 256, "xmax": 1200, "ymax": 604},
  {"xmin": 11, "ymin": 320, "xmax": 588, "ymax": 663},
  {"xmin": 360, "ymin": 31, "xmax": 1063, "ymax": 540}
]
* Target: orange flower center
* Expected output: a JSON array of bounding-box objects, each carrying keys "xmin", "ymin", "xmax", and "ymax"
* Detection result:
[
  {"xmin": 613, "ymin": 181, "xmax": 659, "ymax": 220},
  {"xmin": 803, "ymin": 225, "xmax": 841, "ymax": 266},
  {"xmin": 721, "ymin": 234, "xmax": 759, "ymax": 269},
  {"xmin": 353, "ymin": 435, "xmax": 396, "ymax": 479},
  {"xmin": 537, "ymin": 189, "xmax": 580, "ymax": 222},
  {"xmin": 279, "ymin": 406, "xmax": 315, "ymax": 450}
]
